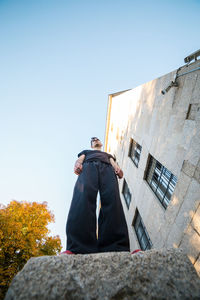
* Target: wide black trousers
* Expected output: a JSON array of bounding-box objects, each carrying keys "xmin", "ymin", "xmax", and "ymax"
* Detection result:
[{"xmin": 66, "ymin": 161, "xmax": 130, "ymax": 254}]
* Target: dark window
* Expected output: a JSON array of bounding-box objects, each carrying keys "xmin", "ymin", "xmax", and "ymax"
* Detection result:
[
  {"xmin": 132, "ymin": 209, "xmax": 152, "ymax": 250},
  {"xmin": 145, "ymin": 155, "xmax": 177, "ymax": 209},
  {"xmin": 128, "ymin": 138, "xmax": 142, "ymax": 167},
  {"xmin": 122, "ymin": 179, "xmax": 131, "ymax": 209}
]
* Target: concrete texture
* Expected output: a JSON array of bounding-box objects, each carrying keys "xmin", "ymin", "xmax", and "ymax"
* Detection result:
[
  {"xmin": 5, "ymin": 249, "xmax": 200, "ymax": 300},
  {"xmin": 181, "ymin": 160, "xmax": 196, "ymax": 177},
  {"xmin": 179, "ymin": 225, "xmax": 200, "ymax": 265}
]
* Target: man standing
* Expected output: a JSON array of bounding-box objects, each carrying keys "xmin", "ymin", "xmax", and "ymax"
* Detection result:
[{"xmin": 63, "ymin": 137, "xmax": 130, "ymax": 254}]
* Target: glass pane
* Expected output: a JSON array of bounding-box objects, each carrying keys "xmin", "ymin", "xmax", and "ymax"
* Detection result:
[
  {"xmin": 134, "ymin": 213, "xmax": 140, "ymax": 229},
  {"xmin": 135, "ymin": 152, "xmax": 140, "ymax": 160},
  {"xmin": 133, "ymin": 210, "xmax": 152, "ymax": 251},
  {"xmin": 157, "ymin": 187, "xmax": 164, "ymax": 201},
  {"xmin": 163, "ymin": 196, "xmax": 169, "ymax": 208},
  {"xmin": 140, "ymin": 233, "xmax": 148, "ymax": 250},
  {"xmin": 145, "ymin": 242, "xmax": 152, "ymax": 250},
  {"xmin": 134, "ymin": 157, "xmax": 139, "ymax": 166},
  {"xmin": 129, "ymin": 139, "xmax": 142, "ymax": 166},
  {"xmin": 123, "ymin": 180, "xmax": 131, "ymax": 208},
  {"xmin": 137, "ymin": 224, "xmax": 143, "ymax": 240}
]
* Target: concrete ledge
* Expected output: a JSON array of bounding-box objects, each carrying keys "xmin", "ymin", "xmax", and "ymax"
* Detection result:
[{"xmin": 5, "ymin": 249, "xmax": 200, "ymax": 300}]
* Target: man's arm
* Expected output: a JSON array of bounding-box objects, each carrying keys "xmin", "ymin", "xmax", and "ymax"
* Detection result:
[
  {"xmin": 74, "ymin": 154, "xmax": 85, "ymax": 175},
  {"xmin": 109, "ymin": 157, "xmax": 123, "ymax": 179}
]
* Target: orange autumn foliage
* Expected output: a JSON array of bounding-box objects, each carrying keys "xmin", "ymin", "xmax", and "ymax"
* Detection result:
[{"xmin": 0, "ymin": 200, "xmax": 62, "ymax": 299}]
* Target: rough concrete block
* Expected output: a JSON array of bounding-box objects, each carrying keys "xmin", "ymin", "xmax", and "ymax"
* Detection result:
[
  {"xmin": 195, "ymin": 107, "xmax": 200, "ymax": 122},
  {"xmin": 191, "ymin": 73, "xmax": 200, "ymax": 104},
  {"xmin": 186, "ymin": 103, "xmax": 200, "ymax": 120},
  {"xmin": 182, "ymin": 120, "xmax": 196, "ymax": 152},
  {"xmin": 194, "ymin": 255, "xmax": 200, "ymax": 277},
  {"xmin": 167, "ymin": 114, "xmax": 185, "ymax": 136},
  {"xmin": 181, "ymin": 160, "xmax": 196, "ymax": 177},
  {"xmin": 172, "ymin": 75, "xmax": 185, "ymax": 109},
  {"xmin": 156, "ymin": 225, "xmax": 172, "ymax": 249},
  {"xmin": 165, "ymin": 171, "xmax": 191, "ymax": 223},
  {"xmin": 173, "ymin": 171, "xmax": 191, "ymax": 200},
  {"xmin": 184, "ymin": 126, "xmax": 200, "ymax": 166},
  {"xmin": 152, "ymin": 230, "xmax": 165, "ymax": 248},
  {"xmin": 194, "ymin": 165, "xmax": 200, "ymax": 184},
  {"xmin": 176, "ymin": 72, "xmax": 197, "ymax": 114},
  {"xmin": 165, "ymin": 222, "xmax": 184, "ymax": 249},
  {"xmin": 180, "ymin": 225, "xmax": 200, "ymax": 265},
  {"xmin": 5, "ymin": 249, "xmax": 200, "ymax": 300},
  {"xmin": 129, "ymin": 229, "xmax": 141, "ymax": 252},
  {"xmin": 143, "ymin": 192, "xmax": 166, "ymax": 240},
  {"xmin": 191, "ymin": 204, "xmax": 200, "ymax": 234},
  {"xmin": 175, "ymin": 178, "xmax": 200, "ymax": 232},
  {"xmin": 171, "ymin": 145, "xmax": 186, "ymax": 175}
]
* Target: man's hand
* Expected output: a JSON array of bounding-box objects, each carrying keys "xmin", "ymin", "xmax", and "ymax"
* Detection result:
[
  {"xmin": 110, "ymin": 157, "xmax": 124, "ymax": 179},
  {"xmin": 74, "ymin": 154, "xmax": 85, "ymax": 175},
  {"xmin": 115, "ymin": 167, "xmax": 123, "ymax": 179},
  {"xmin": 74, "ymin": 161, "xmax": 83, "ymax": 175}
]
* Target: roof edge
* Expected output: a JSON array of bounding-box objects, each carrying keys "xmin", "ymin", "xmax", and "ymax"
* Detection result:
[{"xmin": 108, "ymin": 89, "xmax": 131, "ymax": 97}]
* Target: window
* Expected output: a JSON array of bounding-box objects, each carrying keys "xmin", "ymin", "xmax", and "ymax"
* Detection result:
[
  {"xmin": 128, "ymin": 138, "xmax": 142, "ymax": 167},
  {"xmin": 145, "ymin": 155, "xmax": 177, "ymax": 209},
  {"xmin": 132, "ymin": 209, "xmax": 152, "ymax": 250},
  {"xmin": 122, "ymin": 179, "xmax": 131, "ymax": 209}
]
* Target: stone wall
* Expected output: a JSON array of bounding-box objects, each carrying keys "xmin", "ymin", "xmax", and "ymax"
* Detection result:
[{"xmin": 104, "ymin": 59, "xmax": 200, "ymax": 275}]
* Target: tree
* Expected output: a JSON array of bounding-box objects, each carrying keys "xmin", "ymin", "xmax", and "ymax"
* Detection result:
[{"xmin": 0, "ymin": 200, "xmax": 62, "ymax": 299}]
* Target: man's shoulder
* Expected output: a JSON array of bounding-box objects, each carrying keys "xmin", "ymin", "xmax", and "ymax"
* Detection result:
[
  {"xmin": 77, "ymin": 149, "xmax": 92, "ymax": 157},
  {"xmin": 103, "ymin": 152, "xmax": 116, "ymax": 160}
]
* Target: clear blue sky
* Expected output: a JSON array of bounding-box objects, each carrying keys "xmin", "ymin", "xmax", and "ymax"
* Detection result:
[{"xmin": 0, "ymin": 0, "xmax": 199, "ymax": 250}]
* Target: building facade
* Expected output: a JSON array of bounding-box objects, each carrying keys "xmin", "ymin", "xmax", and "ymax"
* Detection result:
[{"xmin": 104, "ymin": 59, "xmax": 200, "ymax": 275}]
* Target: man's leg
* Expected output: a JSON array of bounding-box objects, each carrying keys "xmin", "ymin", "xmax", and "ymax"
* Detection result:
[
  {"xmin": 98, "ymin": 163, "xmax": 130, "ymax": 252},
  {"xmin": 66, "ymin": 162, "xmax": 99, "ymax": 254}
]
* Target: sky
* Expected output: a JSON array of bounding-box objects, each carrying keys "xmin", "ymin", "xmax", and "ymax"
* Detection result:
[{"xmin": 0, "ymin": 0, "xmax": 199, "ymax": 250}]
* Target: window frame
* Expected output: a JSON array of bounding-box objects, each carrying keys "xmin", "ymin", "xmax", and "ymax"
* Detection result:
[
  {"xmin": 122, "ymin": 179, "xmax": 131, "ymax": 209},
  {"xmin": 132, "ymin": 209, "xmax": 152, "ymax": 251},
  {"xmin": 128, "ymin": 138, "xmax": 142, "ymax": 168},
  {"xmin": 144, "ymin": 154, "xmax": 177, "ymax": 209}
]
